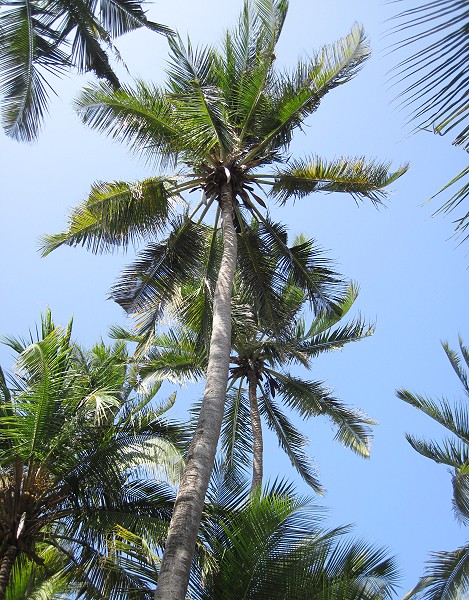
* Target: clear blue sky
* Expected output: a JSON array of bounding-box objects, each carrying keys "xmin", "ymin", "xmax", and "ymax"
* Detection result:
[{"xmin": 0, "ymin": 0, "xmax": 467, "ymax": 595}]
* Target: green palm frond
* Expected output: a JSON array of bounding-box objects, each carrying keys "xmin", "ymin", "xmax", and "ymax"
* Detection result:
[
  {"xmin": 403, "ymin": 544, "xmax": 469, "ymax": 600},
  {"xmin": 259, "ymin": 389, "xmax": 323, "ymax": 493},
  {"xmin": 443, "ymin": 337, "xmax": 469, "ymax": 394},
  {"xmin": 271, "ymin": 156, "xmax": 409, "ymax": 204},
  {"xmin": 272, "ymin": 372, "xmax": 374, "ymax": 457},
  {"xmin": 0, "ymin": 0, "xmax": 69, "ymax": 141},
  {"xmin": 75, "ymin": 82, "xmax": 182, "ymax": 166},
  {"xmin": 397, "ymin": 390, "xmax": 469, "ymax": 444},
  {"xmin": 40, "ymin": 177, "xmax": 177, "ymax": 256},
  {"xmin": 139, "ymin": 328, "xmax": 207, "ymax": 385},
  {"xmin": 430, "ymin": 165, "xmax": 469, "ymax": 243},
  {"xmin": 404, "ymin": 434, "xmax": 469, "ymax": 469},
  {"xmin": 166, "ymin": 35, "xmax": 236, "ymax": 160},
  {"xmin": 111, "ymin": 217, "xmax": 209, "ymax": 336},
  {"xmin": 389, "ymin": 0, "xmax": 469, "ymax": 150},
  {"xmin": 251, "ymin": 23, "xmax": 370, "ymax": 155},
  {"xmin": 220, "ymin": 386, "xmax": 253, "ymax": 477}
]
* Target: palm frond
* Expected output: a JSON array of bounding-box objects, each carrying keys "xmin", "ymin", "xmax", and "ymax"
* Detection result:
[
  {"xmin": 0, "ymin": 0, "xmax": 69, "ymax": 141},
  {"xmin": 389, "ymin": 0, "xmax": 469, "ymax": 150},
  {"xmin": 259, "ymin": 389, "xmax": 324, "ymax": 493},
  {"xmin": 271, "ymin": 155, "xmax": 408, "ymax": 204},
  {"xmin": 404, "ymin": 434, "xmax": 469, "ymax": 468},
  {"xmin": 403, "ymin": 544, "xmax": 469, "ymax": 600},
  {"xmin": 41, "ymin": 177, "xmax": 177, "ymax": 256},
  {"xmin": 74, "ymin": 81, "xmax": 182, "ymax": 166},
  {"xmin": 220, "ymin": 385, "xmax": 253, "ymax": 476},
  {"xmin": 111, "ymin": 217, "xmax": 209, "ymax": 337},
  {"xmin": 272, "ymin": 372, "xmax": 374, "ymax": 457}
]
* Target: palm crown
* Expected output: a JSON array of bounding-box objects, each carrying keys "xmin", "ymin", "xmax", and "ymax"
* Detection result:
[{"xmin": 0, "ymin": 311, "xmax": 184, "ymax": 599}]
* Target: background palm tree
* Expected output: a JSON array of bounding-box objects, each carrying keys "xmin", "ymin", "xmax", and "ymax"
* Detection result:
[
  {"xmin": 137, "ymin": 234, "xmax": 375, "ymax": 494},
  {"xmin": 0, "ymin": 311, "xmax": 183, "ymax": 599},
  {"xmin": 0, "ymin": 0, "xmax": 172, "ymax": 140},
  {"xmin": 389, "ymin": 0, "xmax": 469, "ymax": 241},
  {"xmin": 397, "ymin": 337, "xmax": 469, "ymax": 600},
  {"xmin": 41, "ymin": 1, "xmax": 407, "ymax": 596}
]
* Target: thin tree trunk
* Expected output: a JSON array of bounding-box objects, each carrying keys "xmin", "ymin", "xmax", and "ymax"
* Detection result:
[
  {"xmin": 0, "ymin": 544, "xmax": 17, "ymax": 600},
  {"xmin": 247, "ymin": 371, "xmax": 263, "ymax": 494},
  {"xmin": 155, "ymin": 181, "xmax": 237, "ymax": 600}
]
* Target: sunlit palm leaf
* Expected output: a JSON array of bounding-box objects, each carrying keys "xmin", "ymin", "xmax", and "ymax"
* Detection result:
[
  {"xmin": 40, "ymin": 177, "xmax": 177, "ymax": 255},
  {"xmin": 271, "ymin": 156, "xmax": 408, "ymax": 204}
]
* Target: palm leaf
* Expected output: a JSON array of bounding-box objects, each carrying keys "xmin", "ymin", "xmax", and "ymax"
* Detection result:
[
  {"xmin": 271, "ymin": 155, "xmax": 409, "ymax": 204},
  {"xmin": 403, "ymin": 544, "xmax": 469, "ymax": 600},
  {"xmin": 41, "ymin": 177, "xmax": 177, "ymax": 255}
]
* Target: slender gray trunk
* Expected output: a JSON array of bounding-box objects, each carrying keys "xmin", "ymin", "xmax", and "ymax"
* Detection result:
[
  {"xmin": 247, "ymin": 371, "xmax": 263, "ymax": 494},
  {"xmin": 0, "ymin": 544, "xmax": 17, "ymax": 600},
  {"xmin": 155, "ymin": 182, "xmax": 237, "ymax": 600}
]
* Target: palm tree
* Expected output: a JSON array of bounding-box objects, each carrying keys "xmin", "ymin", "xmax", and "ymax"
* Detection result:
[
  {"xmin": 0, "ymin": 311, "xmax": 184, "ymax": 599},
  {"xmin": 389, "ymin": 0, "xmax": 469, "ymax": 241},
  {"xmin": 137, "ymin": 235, "xmax": 375, "ymax": 494},
  {"xmin": 0, "ymin": 0, "xmax": 172, "ymax": 141},
  {"xmin": 397, "ymin": 337, "xmax": 469, "ymax": 600},
  {"xmin": 41, "ymin": 1, "xmax": 407, "ymax": 596}
]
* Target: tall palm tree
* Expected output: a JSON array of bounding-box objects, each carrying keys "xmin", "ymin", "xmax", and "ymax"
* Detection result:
[
  {"xmin": 389, "ymin": 0, "xmax": 469, "ymax": 241},
  {"xmin": 0, "ymin": 311, "xmax": 183, "ymax": 599},
  {"xmin": 41, "ymin": 1, "xmax": 407, "ymax": 596},
  {"xmin": 397, "ymin": 337, "xmax": 469, "ymax": 600},
  {"xmin": 0, "ymin": 0, "xmax": 172, "ymax": 141},
  {"xmin": 137, "ymin": 237, "xmax": 375, "ymax": 494}
]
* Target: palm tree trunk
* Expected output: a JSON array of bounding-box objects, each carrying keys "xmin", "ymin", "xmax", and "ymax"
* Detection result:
[
  {"xmin": 155, "ymin": 181, "xmax": 237, "ymax": 600},
  {"xmin": 0, "ymin": 544, "xmax": 17, "ymax": 600},
  {"xmin": 247, "ymin": 371, "xmax": 263, "ymax": 494}
]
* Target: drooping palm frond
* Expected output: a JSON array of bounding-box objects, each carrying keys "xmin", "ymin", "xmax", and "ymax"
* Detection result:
[
  {"xmin": 397, "ymin": 337, "xmax": 469, "ymax": 598},
  {"xmin": 403, "ymin": 544, "xmax": 469, "ymax": 600},
  {"xmin": 389, "ymin": 0, "xmax": 469, "ymax": 242},
  {"xmin": 389, "ymin": 0, "xmax": 469, "ymax": 149},
  {"xmin": 0, "ymin": 0, "xmax": 173, "ymax": 141}
]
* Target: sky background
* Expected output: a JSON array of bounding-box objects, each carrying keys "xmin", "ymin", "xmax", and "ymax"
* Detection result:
[{"xmin": 1, "ymin": 0, "xmax": 468, "ymax": 595}]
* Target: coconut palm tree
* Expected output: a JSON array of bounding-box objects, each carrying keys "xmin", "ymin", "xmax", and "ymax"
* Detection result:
[
  {"xmin": 136, "ymin": 233, "xmax": 375, "ymax": 494},
  {"xmin": 0, "ymin": 0, "xmax": 172, "ymax": 141},
  {"xmin": 0, "ymin": 311, "xmax": 184, "ymax": 599},
  {"xmin": 397, "ymin": 337, "xmax": 469, "ymax": 600},
  {"xmin": 41, "ymin": 1, "xmax": 407, "ymax": 596},
  {"xmin": 389, "ymin": 0, "xmax": 469, "ymax": 241}
]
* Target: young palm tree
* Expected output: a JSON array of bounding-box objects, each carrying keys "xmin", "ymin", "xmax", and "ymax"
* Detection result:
[
  {"xmin": 0, "ymin": 311, "xmax": 183, "ymax": 599},
  {"xmin": 190, "ymin": 471, "xmax": 400, "ymax": 600},
  {"xmin": 106, "ymin": 465, "xmax": 401, "ymax": 600},
  {"xmin": 389, "ymin": 0, "xmax": 469, "ymax": 241},
  {"xmin": 41, "ymin": 1, "xmax": 407, "ymax": 596},
  {"xmin": 397, "ymin": 337, "xmax": 469, "ymax": 600},
  {"xmin": 0, "ymin": 0, "xmax": 172, "ymax": 141}
]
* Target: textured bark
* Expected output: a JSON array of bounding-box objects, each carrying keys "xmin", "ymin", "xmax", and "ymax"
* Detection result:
[
  {"xmin": 0, "ymin": 544, "xmax": 17, "ymax": 600},
  {"xmin": 247, "ymin": 371, "xmax": 263, "ymax": 494},
  {"xmin": 155, "ymin": 182, "xmax": 237, "ymax": 600}
]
